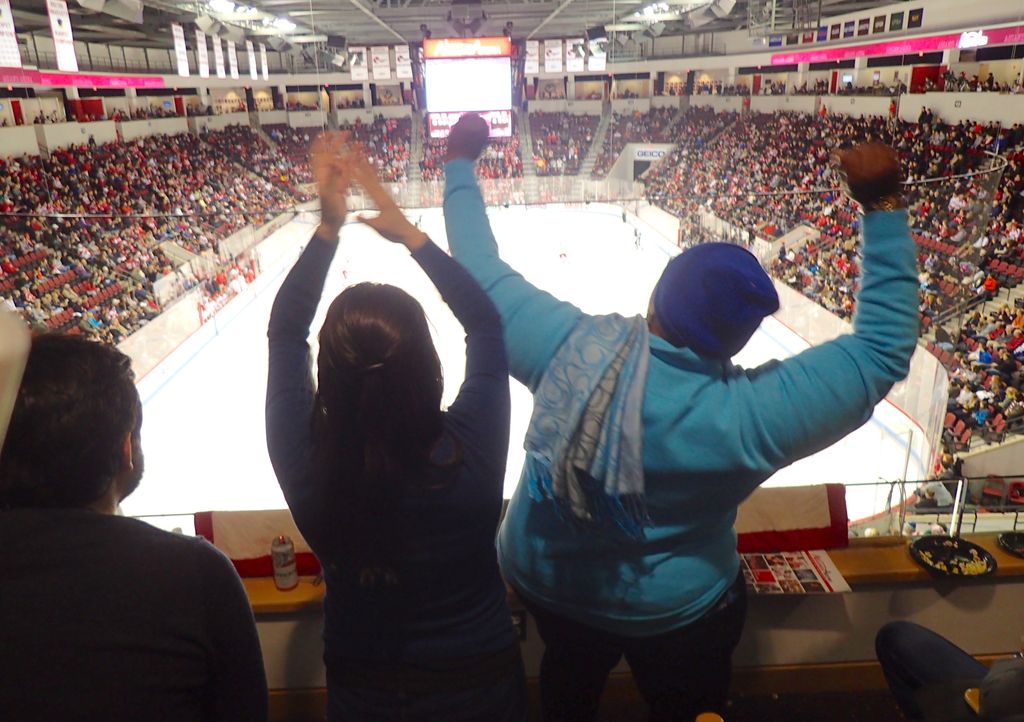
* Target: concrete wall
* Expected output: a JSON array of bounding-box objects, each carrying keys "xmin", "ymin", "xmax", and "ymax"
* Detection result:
[
  {"xmin": 529, "ymin": 99, "xmax": 602, "ymax": 115},
  {"xmin": 611, "ymin": 97, "xmax": 652, "ymax": 114},
  {"xmin": 118, "ymin": 117, "xmax": 189, "ymax": 142},
  {"xmin": 288, "ymin": 110, "xmax": 327, "ymax": 129},
  {"xmin": 372, "ymin": 105, "xmax": 414, "ymax": 120},
  {"xmin": 750, "ymin": 94, "xmax": 819, "ymax": 115},
  {"xmin": 899, "ymin": 92, "xmax": 1024, "ymax": 127},
  {"xmin": 190, "ymin": 112, "xmax": 251, "ymax": 133},
  {"xmin": 690, "ymin": 95, "xmax": 746, "ymax": 112},
  {"xmin": 34, "ymin": 121, "xmax": 118, "ymax": 152},
  {"xmin": 251, "ymin": 572, "xmax": 1024, "ymax": 694},
  {"xmin": 257, "ymin": 110, "xmax": 288, "ymax": 127},
  {"xmin": 0, "ymin": 126, "xmax": 41, "ymax": 157},
  {"xmin": 651, "ymin": 96, "xmax": 685, "ymax": 110},
  {"xmin": 826, "ymin": 95, "xmax": 894, "ymax": 119},
  {"xmin": 962, "ymin": 436, "xmax": 1024, "ymax": 478},
  {"xmin": 335, "ymin": 108, "xmax": 376, "ymax": 126}
]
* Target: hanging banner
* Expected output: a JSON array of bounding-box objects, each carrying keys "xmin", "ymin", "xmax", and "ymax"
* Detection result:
[
  {"xmin": 171, "ymin": 23, "xmax": 189, "ymax": 77},
  {"xmin": 0, "ymin": 0, "xmax": 22, "ymax": 69},
  {"xmin": 543, "ymin": 40, "xmax": 562, "ymax": 72},
  {"xmin": 371, "ymin": 45, "xmax": 390, "ymax": 80},
  {"xmin": 46, "ymin": 0, "xmax": 78, "ymax": 73},
  {"xmin": 587, "ymin": 39, "xmax": 607, "ymax": 71},
  {"xmin": 395, "ymin": 44, "xmax": 412, "ymax": 79},
  {"xmin": 259, "ymin": 43, "xmax": 269, "ymax": 80},
  {"xmin": 524, "ymin": 40, "xmax": 539, "ymax": 74},
  {"xmin": 565, "ymin": 38, "xmax": 585, "ymax": 72},
  {"xmin": 196, "ymin": 30, "xmax": 209, "ymax": 78},
  {"xmin": 213, "ymin": 36, "xmax": 225, "ymax": 78},
  {"xmin": 245, "ymin": 40, "xmax": 257, "ymax": 79},
  {"xmin": 227, "ymin": 40, "xmax": 239, "ymax": 79},
  {"xmin": 349, "ymin": 46, "xmax": 368, "ymax": 80}
]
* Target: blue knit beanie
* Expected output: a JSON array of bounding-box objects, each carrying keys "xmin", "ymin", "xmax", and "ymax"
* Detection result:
[{"xmin": 653, "ymin": 243, "xmax": 779, "ymax": 360}]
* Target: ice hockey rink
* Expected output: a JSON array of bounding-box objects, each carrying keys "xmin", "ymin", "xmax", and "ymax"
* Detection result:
[{"xmin": 122, "ymin": 204, "xmax": 931, "ymax": 529}]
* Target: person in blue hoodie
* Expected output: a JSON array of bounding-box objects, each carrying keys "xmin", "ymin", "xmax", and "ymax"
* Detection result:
[{"xmin": 441, "ymin": 114, "xmax": 919, "ymax": 721}]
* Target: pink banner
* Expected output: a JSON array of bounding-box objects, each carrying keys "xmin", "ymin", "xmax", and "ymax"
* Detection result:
[
  {"xmin": 771, "ymin": 23, "xmax": 1024, "ymax": 65},
  {"xmin": 0, "ymin": 66, "xmax": 165, "ymax": 88}
]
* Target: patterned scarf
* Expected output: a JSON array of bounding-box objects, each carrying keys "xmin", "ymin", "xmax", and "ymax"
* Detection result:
[{"xmin": 524, "ymin": 314, "xmax": 651, "ymax": 539}]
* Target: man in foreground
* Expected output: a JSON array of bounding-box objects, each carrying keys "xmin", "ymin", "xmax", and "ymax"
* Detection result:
[
  {"xmin": 0, "ymin": 333, "xmax": 267, "ymax": 722},
  {"xmin": 442, "ymin": 114, "xmax": 919, "ymax": 720}
]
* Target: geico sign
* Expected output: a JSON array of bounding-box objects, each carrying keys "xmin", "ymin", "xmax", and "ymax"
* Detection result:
[{"xmin": 635, "ymin": 149, "xmax": 667, "ymax": 160}]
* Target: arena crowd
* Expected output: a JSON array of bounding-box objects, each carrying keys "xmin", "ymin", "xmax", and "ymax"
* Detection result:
[
  {"xmin": 644, "ymin": 108, "xmax": 1024, "ymax": 452},
  {"xmin": 1, "ymin": 128, "xmax": 305, "ymax": 342}
]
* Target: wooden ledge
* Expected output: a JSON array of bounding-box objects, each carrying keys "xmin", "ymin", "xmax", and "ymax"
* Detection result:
[
  {"xmin": 829, "ymin": 533, "xmax": 1024, "ymax": 585},
  {"xmin": 244, "ymin": 533, "xmax": 1024, "ymax": 615}
]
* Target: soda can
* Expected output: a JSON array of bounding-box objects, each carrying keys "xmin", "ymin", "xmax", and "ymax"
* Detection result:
[{"xmin": 271, "ymin": 535, "xmax": 298, "ymax": 591}]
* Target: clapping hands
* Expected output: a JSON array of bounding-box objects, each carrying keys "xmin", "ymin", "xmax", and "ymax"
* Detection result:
[{"xmin": 312, "ymin": 130, "xmax": 428, "ymax": 251}]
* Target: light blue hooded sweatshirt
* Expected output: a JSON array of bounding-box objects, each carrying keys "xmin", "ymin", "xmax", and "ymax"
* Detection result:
[{"xmin": 443, "ymin": 158, "xmax": 918, "ymax": 636}]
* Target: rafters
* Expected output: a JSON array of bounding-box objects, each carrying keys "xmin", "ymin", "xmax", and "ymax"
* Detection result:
[{"xmin": 7, "ymin": 0, "xmax": 905, "ymax": 50}]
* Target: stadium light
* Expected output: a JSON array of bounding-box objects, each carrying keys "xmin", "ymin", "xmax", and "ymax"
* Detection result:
[{"xmin": 208, "ymin": 0, "xmax": 235, "ymax": 13}]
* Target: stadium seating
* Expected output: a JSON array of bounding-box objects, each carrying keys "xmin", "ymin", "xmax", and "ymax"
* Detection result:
[{"xmin": 1, "ymin": 130, "xmax": 306, "ymax": 343}]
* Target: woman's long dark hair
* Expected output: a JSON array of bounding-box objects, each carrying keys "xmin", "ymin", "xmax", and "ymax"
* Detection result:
[{"xmin": 312, "ymin": 282, "xmax": 445, "ymax": 585}]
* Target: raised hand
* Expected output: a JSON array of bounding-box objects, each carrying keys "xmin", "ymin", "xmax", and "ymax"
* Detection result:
[
  {"xmin": 834, "ymin": 142, "xmax": 905, "ymax": 211},
  {"xmin": 348, "ymin": 151, "xmax": 428, "ymax": 251},
  {"xmin": 311, "ymin": 131, "xmax": 353, "ymax": 238},
  {"xmin": 445, "ymin": 113, "xmax": 490, "ymax": 163}
]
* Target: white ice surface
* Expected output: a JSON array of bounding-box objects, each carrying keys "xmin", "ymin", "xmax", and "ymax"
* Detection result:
[{"xmin": 123, "ymin": 204, "xmax": 923, "ymax": 525}]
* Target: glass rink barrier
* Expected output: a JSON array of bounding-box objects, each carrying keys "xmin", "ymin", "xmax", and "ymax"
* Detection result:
[
  {"xmin": 846, "ymin": 474, "xmax": 1024, "ymax": 539},
  {"xmin": 344, "ymin": 176, "xmax": 646, "ymax": 212},
  {"xmin": 111, "ymin": 197, "xmax": 987, "ymax": 545},
  {"xmin": 132, "ymin": 473, "xmax": 1024, "ymax": 540}
]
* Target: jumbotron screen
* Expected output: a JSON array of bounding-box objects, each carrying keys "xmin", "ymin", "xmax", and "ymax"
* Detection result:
[{"xmin": 423, "ymin": 37, "xmax": 513, "ymax": 139}]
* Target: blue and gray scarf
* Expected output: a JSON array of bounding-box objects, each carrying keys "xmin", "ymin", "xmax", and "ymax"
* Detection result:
[{"xmin": 524, "ymin": 314, "xmax": 651, "ymax": 539}]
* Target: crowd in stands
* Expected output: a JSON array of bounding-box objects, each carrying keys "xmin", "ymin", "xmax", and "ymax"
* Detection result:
[
  {"xmin": 1, "ymin": 128, "xmax": 308, "ymax": 343},
  {"xmin": 793, "ymin": 79, "xmax": 832, "ymax": 96},
  {"xmin": 759, "ymin": 80, "xmax": 789, "ymax": 96},
  {"xmin": 338, "ymin": 116, "xmax": 412, "ymax": 182},
  {"xmin": 126, "ymin": 106, "xmax": 181, "ymax": 120},
  {"xmin": 262, "ymin": 117, "xmax": 412, "ymax": 185},
  {"xmin": 644, "ymin": 107, "xmax": 1024, "ymax": 450},
  {"xmin": 195, "ymin": 255, "xmax": 259, "ymax": 324},
  {"xmin": 336, "ymin": 97, "xmax": 366, "ymax": 109},
  {"xmin": 529, "ymin": 112, "xmax": 599, "ymax": 176},
  {"xmin": 591, "ymin": 108, "xmax": 680, "ymax": 177},
  {"xmin": 203, "ymin": 125, "xmax": 313, "ymax": 197},
  {"xmin": 478, "ymin": 137, "xmax": 523, "ymax": 179},
  {"xmin": 421, "ymin": 123, "xmax": 523, "ymax": 181},
  {"xmin": 936, "ymin": 71, "xmax": 1024, "ymax": 94},
  {"xmin": 263, "ymin": 125, "xmax": 315, "ymax": 185},
  {"xmin": 694, "ymin": 82, "xmax": 750, "ymax": 96}
]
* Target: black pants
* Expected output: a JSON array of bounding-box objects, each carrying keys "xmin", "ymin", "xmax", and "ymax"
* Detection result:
[
  {"xmin": 875, "ymin": 621, "xmax": 987, "ymax": 722},
  {"xmin": 520, "ymin": 571, "xmax": 747, "ymax": 722}
]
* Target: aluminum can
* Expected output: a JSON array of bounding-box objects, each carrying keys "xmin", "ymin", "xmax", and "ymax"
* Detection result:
[{"xmin": 271, "ymin": 535, "xmax": 298, "ymax": 591}]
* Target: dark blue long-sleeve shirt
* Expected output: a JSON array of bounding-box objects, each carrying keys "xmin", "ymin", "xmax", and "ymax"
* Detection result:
[{"xmin": 266, "ymin": 230, "xmax": 516, "ymax": 662}]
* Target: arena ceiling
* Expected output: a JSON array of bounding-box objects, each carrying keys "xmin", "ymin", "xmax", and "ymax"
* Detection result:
[{"xmin": 10, "ymin": 0, "xmax": 899, "ymax": 51}]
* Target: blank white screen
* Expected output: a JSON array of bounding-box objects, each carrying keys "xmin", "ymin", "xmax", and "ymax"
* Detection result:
[{"xmin": 425, "ymin": 57, "xmax": 512, "ymax": 113}]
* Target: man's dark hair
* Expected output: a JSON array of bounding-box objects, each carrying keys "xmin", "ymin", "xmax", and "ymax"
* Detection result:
[{"xmin": 0, "ymin": 334, "xmax": 141, "ymax": 509}]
